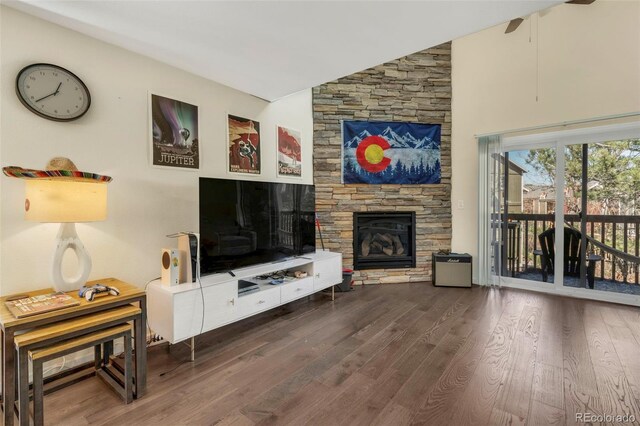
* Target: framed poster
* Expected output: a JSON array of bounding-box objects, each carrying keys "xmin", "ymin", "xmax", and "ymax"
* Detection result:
[
  {"xmin": 342, "ymin": 120, "xmax": 441, "ymax": 184},
  {"xmin": 277, "ymin": 125, "xmax": 302, "ymax": 178},
  {"xmin": 228, "ymin": 114, "xmax": 260, "ymax": 174},
  {"xmin": 150, "ymin": 93, "xmax": 199, "ymax": 170}
]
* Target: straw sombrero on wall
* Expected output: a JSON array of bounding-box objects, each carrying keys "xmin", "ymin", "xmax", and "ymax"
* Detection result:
[{"xmin": 2, "ymin": 157, "xmax": 112, "ymax": 183}]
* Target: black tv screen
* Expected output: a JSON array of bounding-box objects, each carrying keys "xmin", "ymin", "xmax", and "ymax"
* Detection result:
[{"xmin": 199, "ymin": 177, "xmax": 316, "ymax": 275}]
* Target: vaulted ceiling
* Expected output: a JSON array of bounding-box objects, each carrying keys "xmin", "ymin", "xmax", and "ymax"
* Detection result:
[{"xmin": 5, "ymin": 1, "xmax": 562, "ymax": 101}]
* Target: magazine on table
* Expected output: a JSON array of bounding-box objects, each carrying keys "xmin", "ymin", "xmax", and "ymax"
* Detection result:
[{"xmin": 5, "ymin": 292, "xmax": 80, "ymax": 318}]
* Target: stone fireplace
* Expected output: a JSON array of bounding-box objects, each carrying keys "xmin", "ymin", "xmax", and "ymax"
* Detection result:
[
  {"xmin": 353, "ymin": 212, "xmax": 416, "ymax": 270},
  {"xmin": 313, "ymin": 43, "xmax": 452, "ymax": 285}
]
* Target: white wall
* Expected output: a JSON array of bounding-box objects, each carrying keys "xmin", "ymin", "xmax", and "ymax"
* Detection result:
[
  {"xmin": 451, "ymin": 0, "xmax": 640, "ymax": 280},
  {"xmin": 0, "ymin": 7, "xmax": 313, "ymax": 295}
]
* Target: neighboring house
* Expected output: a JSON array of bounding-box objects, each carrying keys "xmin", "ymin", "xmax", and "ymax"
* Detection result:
[
  {"xmin": 523, "ymin": 185, "xmax": 556, "ymax": 214},
  {"xmin": 506, "ymin": 159, "xmax": 525, "ymax": 214},
  {"xmin": 492, "ymin": 155, "xmax": 526, "ymax": 213}
]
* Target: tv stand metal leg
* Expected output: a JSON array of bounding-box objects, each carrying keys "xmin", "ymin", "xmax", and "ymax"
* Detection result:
[
  {"xmin": 332, "ymin": 285, "xmax": 335, "ymax": 302},
  {"xmin": 179, "ymin": 337, "xmax": 195, "ymax": 362}
]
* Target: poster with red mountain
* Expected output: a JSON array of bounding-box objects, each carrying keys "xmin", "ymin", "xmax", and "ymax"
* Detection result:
[
  {"xmin": 277, "ymin": 125, "xmax": 302, "ymax": 177},
  {"xmin": 228, "ymin": 114, "xmax": 260, "ymax": 174}
]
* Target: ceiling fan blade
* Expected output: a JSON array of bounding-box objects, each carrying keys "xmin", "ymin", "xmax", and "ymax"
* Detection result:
[
  {"xmin": 566, "ymin": 0, "xmax": 596, "ymax": 4},
  {"xmin": 505, "ymin": 18, "xmax": 524, "ymax": 34}
]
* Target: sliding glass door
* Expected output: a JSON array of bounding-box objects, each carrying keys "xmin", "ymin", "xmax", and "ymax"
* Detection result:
[
  {"xmin": 561, "ymin": 140, "xmax": 640, "ymax": 294},
  {"xmin": 489, "ymin": 123, "xmax": 640, "ymax": 305},
  {"xmin": 500, "ymin": 147, "xmax": 555, "ymax": 284}
]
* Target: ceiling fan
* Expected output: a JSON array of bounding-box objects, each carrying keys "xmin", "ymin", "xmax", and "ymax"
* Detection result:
[{"xmin": 505, "ymin": 0, "xmax": 596, "ymax": 34}]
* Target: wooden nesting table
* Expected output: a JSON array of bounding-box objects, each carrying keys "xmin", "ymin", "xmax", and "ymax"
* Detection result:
[{"xmin": 0, "ymin": 278, "xmax": 147, "ymax": 426}]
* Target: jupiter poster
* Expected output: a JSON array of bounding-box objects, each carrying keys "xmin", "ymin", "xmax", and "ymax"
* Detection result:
[{"xmin": 150, "ymin": 94, "xmax": 199, "ymax": 169}]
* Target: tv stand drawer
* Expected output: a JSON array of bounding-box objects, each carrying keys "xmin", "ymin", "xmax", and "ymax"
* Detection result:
[
  {"xmin": 237, "ymin": 287, "xmax": 280, "ymax": 318},
  {"xmin": 281, "ymin": 277, "xmax": 314, "ymax": 303}
]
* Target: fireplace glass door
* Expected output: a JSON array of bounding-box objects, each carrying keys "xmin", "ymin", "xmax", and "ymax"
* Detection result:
[{"xmin": 353, "ymin": 212, "xmax": 416, "ymax": 270}]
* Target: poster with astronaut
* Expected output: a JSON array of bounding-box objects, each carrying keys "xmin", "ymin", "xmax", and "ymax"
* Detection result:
[
  {"xmin": 150, "ymin": 94, "xmax": 199, "ymax": 169},
  {"xmin": 228, "ymin": 114, "xmax": 261, "ymax": 174}
]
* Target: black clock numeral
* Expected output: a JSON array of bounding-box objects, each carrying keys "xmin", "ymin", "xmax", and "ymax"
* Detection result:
[
  {"xmin": 79, "ymin": 97, "xmax": 82, "ymax": 101},
  {"xmin": 26, "ymin": 85, "xmax": 30, "ymax": 89},
  {"xmin": 75, "ymin": 105, "xmax": 79, "ymax": 109},
  {"xmin": 29, "ymin": 76, "xmax": 36, "ymax": 81},
  {"xmin": 30, "ymin": 96, "xmax": 34, "ymax": 99},
  {"xmin": 39, "ymin": 72, "xmax": 45, "ymax": 76},
  {"xmin": 53, "ymin": 72, "xmax": 58, "ymax": 76},
  {"xmin": 67, "ymin": 109, "xmax": 70, "ymax": 113},
  {"xmin": 54, "ymin": 110, "xmax": 58, "ymax": 114},
  {"xmin": 75, "ymin": 87, "xmax": 78, "ymax": 91}
]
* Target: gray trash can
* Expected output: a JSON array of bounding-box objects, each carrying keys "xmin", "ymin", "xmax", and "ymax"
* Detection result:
[{"xmin": 336, "ymin": 269, "xmax": 353, "ymax": 292}]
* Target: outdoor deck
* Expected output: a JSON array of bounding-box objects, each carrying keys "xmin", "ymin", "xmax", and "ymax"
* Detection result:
[
  {"xmin": 499, "ymin": 213, "xmax": 640, "ymax": 293},
  {"xmin": 515, "ymin": 271, "xmax": 640, "ymax": 295}
]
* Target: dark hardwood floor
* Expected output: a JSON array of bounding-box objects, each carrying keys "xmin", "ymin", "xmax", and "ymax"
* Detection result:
[{"xmin": 43, "ymin": 283, "xmax": 640, "ymax": 425}]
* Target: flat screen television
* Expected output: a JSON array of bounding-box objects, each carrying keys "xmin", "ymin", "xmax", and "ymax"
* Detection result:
[{"xmin": 199, "ymin": 177, "xmax": 316, "ymax": 275}]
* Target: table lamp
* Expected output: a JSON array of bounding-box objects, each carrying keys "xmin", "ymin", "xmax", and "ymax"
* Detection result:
[{"xmin": 3, "ymin": 158, "xmax": 112, "ymax": 292}]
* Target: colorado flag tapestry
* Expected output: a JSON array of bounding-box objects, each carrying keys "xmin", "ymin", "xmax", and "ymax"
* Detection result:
[{"xmin": 342, "ymin": 120, "xmax": 441, "ymax": 184}]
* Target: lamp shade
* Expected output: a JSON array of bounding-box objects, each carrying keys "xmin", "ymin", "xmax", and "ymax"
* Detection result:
[{"xmin": 25, "ymin": 180, "xmax": 108, "ymax": 223}]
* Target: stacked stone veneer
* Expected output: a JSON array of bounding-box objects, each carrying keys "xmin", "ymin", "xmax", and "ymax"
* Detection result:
[{"xmin": 313, "ymin": 43, "xmax": 452, "ymax": 285}]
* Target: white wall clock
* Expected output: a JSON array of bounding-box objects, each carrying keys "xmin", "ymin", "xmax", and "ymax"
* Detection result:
[{"xmin": 15, "ymin": 63, "xmax": 91, "ymax": 122}]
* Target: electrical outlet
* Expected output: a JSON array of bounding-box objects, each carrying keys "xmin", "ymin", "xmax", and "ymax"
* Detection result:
[{"xmin": 457, "ymin": 200, "xmax": 465, "ymax": 209}]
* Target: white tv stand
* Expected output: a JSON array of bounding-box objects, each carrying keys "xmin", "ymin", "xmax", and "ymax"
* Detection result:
[{"xmin": 147, "ymin": 250, "xmax": 343, "ymax": 354}]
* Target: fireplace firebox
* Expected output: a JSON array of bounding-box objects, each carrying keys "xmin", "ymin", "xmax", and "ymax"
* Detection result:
[{"xmin": 353, "ymin": 212, "xmax": 416, "ymax": 270}]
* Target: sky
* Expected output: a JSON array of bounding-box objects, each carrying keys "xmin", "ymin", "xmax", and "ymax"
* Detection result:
[{"xmin": 508, "ymin": 149, "xmax": 551, "ymax": 186}]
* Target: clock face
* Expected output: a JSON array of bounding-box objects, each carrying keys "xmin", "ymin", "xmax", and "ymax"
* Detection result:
[{"xmin": 16, "ymin": 63, "xmax": 91, "ymax": 122}]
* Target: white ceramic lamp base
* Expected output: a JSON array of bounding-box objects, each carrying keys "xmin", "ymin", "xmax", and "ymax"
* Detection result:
[{"xmin": 51, "ymin": 223, "xmax": 92, "ymax": 292}]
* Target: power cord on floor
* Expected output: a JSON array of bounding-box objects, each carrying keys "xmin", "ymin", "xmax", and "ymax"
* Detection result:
[
  {"xmin": 159, "ymin": 360, "xmax": 190, "ymax": 377},
  {"xmin": 158, "ymin": 338, "xmax": 198, "ymax": 376},
  {"xmin": 144, "ymin": 277, "xmax": 161, "ymax": 347}
]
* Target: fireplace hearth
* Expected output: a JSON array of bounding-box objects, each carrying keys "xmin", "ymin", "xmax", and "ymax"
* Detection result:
[{"xmin": 353, "ymin": 212, "xmax": 416, "ymax": 270}]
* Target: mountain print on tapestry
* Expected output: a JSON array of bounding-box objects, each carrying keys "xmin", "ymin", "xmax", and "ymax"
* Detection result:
[{"xmin": 342, "ymin": 120, "xmax": 441, "ymax": 184}]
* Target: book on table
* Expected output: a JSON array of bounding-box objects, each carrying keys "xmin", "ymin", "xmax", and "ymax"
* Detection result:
[{"xmin": 5, "ymin": 292, "xmax": 80, "ymax": 318}]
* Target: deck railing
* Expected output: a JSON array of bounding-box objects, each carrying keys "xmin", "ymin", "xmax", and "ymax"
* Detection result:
[{"xmin": 503, "ymin": 213, "xmax": 640, "ymax": 285}]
